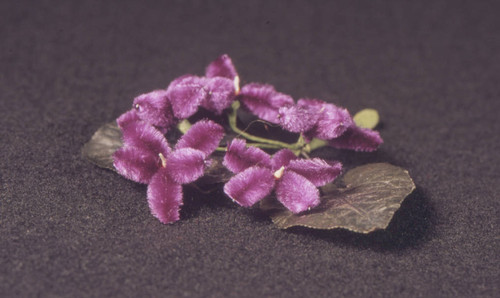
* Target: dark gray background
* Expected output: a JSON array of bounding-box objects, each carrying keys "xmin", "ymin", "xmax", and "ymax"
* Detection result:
[{"xmin": 1, "ymin": 0, "xmax": 499, "ymax": 297}]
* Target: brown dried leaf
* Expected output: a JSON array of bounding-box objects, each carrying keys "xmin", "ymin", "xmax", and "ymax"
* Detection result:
[{"xmin": 81, "ymin": 122, "xmax": 122, "ymax": 171}]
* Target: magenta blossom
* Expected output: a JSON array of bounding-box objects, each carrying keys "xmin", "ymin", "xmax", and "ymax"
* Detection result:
[
  {"xmin": 199, "ymin": 76, "xmax": 237, "ymax": 115},
  {"xmin": 278, "ymin": 99, "xmax": 383, "ymax": 152},
  {"xmin": 223, "ymin": 139, "xmax": 342, "ymax": 213},
  {"xmin": 166, "ymin": 54, "xmax": 240, "ymax": 117},
  {"xmin": 237, "ymin": 83, "xmax": 294, "ymax": 124},
  {"xmin": 165, "ymin": 74, "xmax": 237, "ymax": 117},
  {"xmin": 113, "ymin": 119, "xmax": 224, "ymax": 223},
  {"xmin": 131, "ymin": 89, "xmax": 176, "ymax": 133},
  {"xmin": 116, "ymin": 108, "xmax": 141, "ymax": 129},
  {"xmin": 202, "ymin": 53, "xmax": 241, "ymax": 112},
  {"xmin": 205, "ymin": 54, "xmax": 239, "ymax": 89},
  {"xmin": 125, "ymin": 55, "xmax": 239, "ymax": 133}
]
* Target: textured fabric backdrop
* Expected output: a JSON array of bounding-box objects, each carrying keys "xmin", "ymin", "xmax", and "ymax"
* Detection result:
[{"xmin": 1, "ymin": 1, "xmax": 499, "ymax": 297}]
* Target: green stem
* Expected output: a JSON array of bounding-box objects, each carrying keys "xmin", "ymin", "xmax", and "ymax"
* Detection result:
[
  {"xmin": 228, "ymin": 101, "xmax": 303, "ymax": 151},
  {"xmin": 176, "ymin": 106, "xmax": 322, "ymax": 157},
  {"xmin": 216, "ymin": 142, "xmax": 283, "ymax": 152},
  {"xmin": 246, "ymin": 143, "xmax": 283, "ymax": 149}
]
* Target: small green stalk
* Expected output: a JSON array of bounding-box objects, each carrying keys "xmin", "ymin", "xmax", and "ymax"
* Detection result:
[
  {"xmin": 183, "ymin": 101, "xmax": 323, "ymax": 157},
  {"xmin": 228, "ymin": 101, "xmax": 304, "ymax": 151}
]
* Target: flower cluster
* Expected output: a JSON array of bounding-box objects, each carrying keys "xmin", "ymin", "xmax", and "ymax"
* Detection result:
[
  {"xmin": 113, "ymin": 54, "xmax": 383, "ymax": 224},
  {"xmin": 223, "ymin": 139, "xmax": 342, "ymax": 213}
]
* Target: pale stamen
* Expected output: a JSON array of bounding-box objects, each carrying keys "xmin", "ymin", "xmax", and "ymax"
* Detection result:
[
  {"xmin": 273, "ymin": 166, "xmax": 285, "ymax": 180},
  {"xmin": 158, "ymin": 153, "xmax": 167, "ymax": 168},
  {"xmin": 234, "ymin": 76, "xmax": 240, "ymax": 95}
]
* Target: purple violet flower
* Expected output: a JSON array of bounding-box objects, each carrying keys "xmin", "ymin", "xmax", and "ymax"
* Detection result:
[
  {"xmin": 117, "ymin": 89, "xmax": 178, "ymax": 134},
  {"xmin": 165, "ymin": 75, "xmax": 236, "ymax": 116},
  {"xmin": 276, "ymin": 103, "xmax": 318, "ymax": 133},
  {"xmin": 199, "ymin": 76, "xmax": 237, "ymax": 115},
  {"xmin": 278, "ymin": 99, "xmax": 352, "ymax": 139},
  {"xmin": 223, "ymin": 139, "xmax": 342, "ymax": 213},
  {"xmin": 125, "ymin": 55, "xmax": 239, "ymax": 133},
  {"xmin": 327, "ymin": 125, "xmax": 383, "ymax": 152},
  {"xmin": 278, "ymin": 99, "xmax": 383, "ymax": 152},
  {"xmin": 205, "ymin": 54, "xmax": 238, "ymax": 80},
  {"xmin": 131, "ymin": 89, "xmax": 176, "ymax": 133},
  {"xmin": 202, "ymin": 54, "xmax": 240, "ymax": 113},
  {"xmin": 166, "ymin": 54, "xmax": 240, "ymax": 117},
  {"xmin": 205, "ymin": 54, "xmax": 240, "ymax": 94},
  {"xmin": 165, "ymin": 75, "xmax": 208, "ymax": 119},
  {"xmin": 117, "ymin": 109, "xmax": 141, "ymax": 129},
  {"xmin": 113, "ymin": 120, "xmax": 225, "ymax": 224},
  {"xmin": 237, "ymin": 83, "xmax": 294, "ymax": 124}
]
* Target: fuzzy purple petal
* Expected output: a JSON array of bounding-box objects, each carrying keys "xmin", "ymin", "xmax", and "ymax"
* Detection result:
[
  {"xmin": 166, "ymin": 75, "xmax": 206, "ymax": 119},
  {"xmin": 296, "ymin": 98, "xmax": 324, "ymax": 109},
  {"xmin": 167, "ymin": 148, "xmax": 206, "ymax": 184},
  {"xmin": 275, "ymin": 171, "xmax": 320, "ymax": 213},
  {"xmin": 205, "ymin": 54, "xmax": 238, "ymax": 80},
  {"xmin": 238, "ymin": 83, "xmax": 294, "ymax": 124},
  {"xmin": 117, "ymin": 109, "xmax": 140, "ymax": 129},
  {"xmin": 287, "ymin": 158, "xmax": 342, "ymax": 187},
  {"xmin": 120, "ymin": 121, "xmax": 171, "ymax": 157},
  {"xmin": 147, "ymin": 168, "xmax": 183, "ymax": 224},
  {"xmin": 328, "ymin": 125, "xmax": 383, "ymax": 152},
  {"xmin": 200, "ymin": 77, "xmax": 236, "ymax": 114},
  {"xmin": 315, "ymin": 105, "xmax": 352, "ymax": 139},
  {"xmin": 298, "ymin": 99, "xmax": 353, "ymax": 140},
  {"xmin": 113, "ymin": 147, "xmax": 161, "ymax": 184},
  {"xmin": 175, "ymin": 120, "xmax": 225, "ymax": 156},
  {"xmin": 223, "ymin": 166, "xmax": 275, "ymax": 207},
  {"xmin": 223, "ymin": 139, "xmax": 271, "ymax": 174},
  {"xmin": 132, "ymin": 90, "xmax": 176, "ymax": 133},
  {"xmin": 270, "ymin": 149, "xmax": 297, "ymax": 170},
  {"xmin": 278, "ymin": 104, "xmax": 318, "ymax": 133}
]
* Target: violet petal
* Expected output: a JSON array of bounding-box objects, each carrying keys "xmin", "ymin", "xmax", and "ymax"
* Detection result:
[
  {"xmin": 200, "ymin": 77, "xmax": 236, "ymax": 114},
  {"xmin": 287, "ymin": 158, "xmax": 342, "ymax": 187},
  {"xmin": 147, "ymin": 168, "xmax": 183, "ymax": 224},
  {"xmin": 238, "ymin": 83, "xmax": 294, "ymax": 124},
  {"xmin": 175, "ymin": 120, "xmax": 225, "ymax": 156},
  {"xmin": 223, "ymin": 166, "xmax": 275, "ymax": 207},
  {"xmin": 205, "ymin": 54, "xmax": 238, "ymax": 80},
  {"xmin": 298, "ymin": 99, "xmax": 353, "ymax": 140},
  {"xmin": 166, "ymin": 75, "xmax": 207, "ymax": 119},
  {"xmin": 278, "ymin": 104, "xmax": 318, "ymax": 133},
  {"xmin": 275, "ymin": 171, "xmax": 320, "ymax": 213},
  {"xmin": 223, "ymin": 139, "xmax": 271, "ymax": 174},
  {"xmin": 113, "ymin": 147, "xmax": 161, "ymax": 184},
  {"xmin": 132, "ymin": 90, "xmax": 175, "ymax": 132},
  {"xmin": 296, "ymin": 98, "xmax": 325, "ymax": 109},
  {"xmin": 270, "ymin": 149, "xmax": 297, "ymax": 171},
  {"xmin": 167, "ymin": 148, "xmax": 206, "ymax": 184},
  {"xmin": 328, "ymin": 125, "xmax": 383, "ymax": 152},
  {"xmin": 120, "ymin": 121, "xmax": 171, "ymax": 157},
  {"xmin": 116, "ymin": 109, "xmax": 140, "ymax": 129}
]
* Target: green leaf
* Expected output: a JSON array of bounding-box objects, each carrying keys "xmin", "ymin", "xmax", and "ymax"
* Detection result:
[
  {"xmin": 81, "ymin": 122, "xmax": 123, "ymax": 171},
  {"xmin": 260, "ymin": 163, "xmax": 415, "ymax": 233},
  {"xmin": 353, "ymin": 108, "xmax": 380, "ymax": 129}
]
